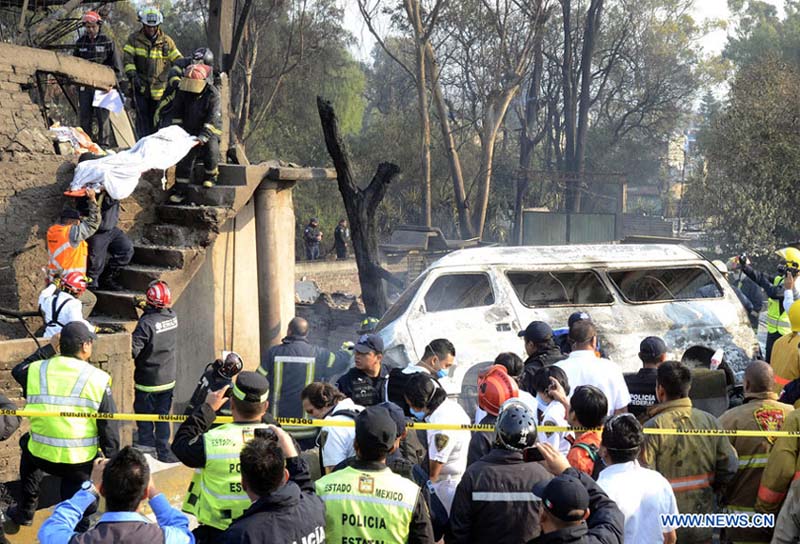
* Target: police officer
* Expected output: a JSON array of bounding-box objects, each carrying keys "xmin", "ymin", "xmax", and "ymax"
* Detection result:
[
  {"xmin": 519, "ymin": 321, "xmax": 566, "ymax": 394},
  {"xmin": 171, "ymin": 371, "xmax": 271, "ymax": 544},
  {"xmin": 337, "ymin": 334, "xmax": 389, "ymax": 407},
  {"xmin": 132, "ymin": 280, "xmax": 179, "ymax": 463},
  {"xmin": 738, "ymin": 248, "xmax": 800, "ymax": 362},
  {"xmin": 624, "ymin": 336, "xmax": 667, "ymax": 419},
  {"xmin": 334, "ymin": 218, "xmax": 350, "ymax": 259},
  {"xmin": 7, "ymin": 322, "xmax": 120, "ymax": 530},
  {"xmin": 303, "ymin": 218, "xmax": 322, "ymax": 261},
  {"xmin": 450, "ymin": 400, "xmax": 552, "ymax": 543},
  {"xmin": 258, "ymin": 317, "xmax": 349, "ymax": 419},
  {"xmin": 316, "ymin": 405, "xmax": 434, "ymax": 543}
]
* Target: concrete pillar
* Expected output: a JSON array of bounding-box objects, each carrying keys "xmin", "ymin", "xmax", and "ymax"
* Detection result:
[{"xmin": 254, "ymin": 180, "xmax": 296, "ymax": 356}]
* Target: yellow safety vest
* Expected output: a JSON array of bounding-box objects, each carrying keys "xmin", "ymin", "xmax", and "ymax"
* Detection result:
[
  {"xmin": 182, "ymin": 421, "xmax": 268, "ymax": 530},
  {"xmin": 46, "ymin": 224, "xmax": 87, "ymax": 280},
  {"xmin": 767, "ymin": 276, "xmax": 791, "ymax": 335},
  {"xmin": 316, "ymin": 465, "xmax": 421, "ymax": 544},
  {"xmin": 25, "ymin": 356, "xmax": 109, "ymax": 464}
]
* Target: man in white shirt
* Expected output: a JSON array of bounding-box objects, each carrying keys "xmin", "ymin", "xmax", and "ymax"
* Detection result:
[
  {"xmin": 38, "ymin": 272, "xmax": 93, "ymax": 339},
  {"xmin": 597, "ymin": 413, "xmax": 678, "ymax": 544},
  {"xmin": 555, "ymin": 320, "xmax": 631, "ymax": 416},
  {"xmin": 300, "ymin": 382, "xmax": 364, "ymax": 473}
]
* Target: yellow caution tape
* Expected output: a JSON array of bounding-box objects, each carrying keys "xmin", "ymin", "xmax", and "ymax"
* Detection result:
[{"xmin": 2, "ymin": 409, "xmax": 799, "ymax": 437}]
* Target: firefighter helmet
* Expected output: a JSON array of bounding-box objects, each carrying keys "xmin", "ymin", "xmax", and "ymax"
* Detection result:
[
  {"xmin": 139, "ymin": 7, "xmax": 163, "ymax": 27},
  {"xmin": 789, "ymin": 300, "xmax": 800, "ymax": 333},
  {"xmin": 357, "ymin": 317, "xmax": 380, "ymax": 334},
  {"xmin": 776, "ymin": 247, "xmax": 800, "ymax": 268},
  {"xmin": 61, "ymin": 272, "xmax": 88, "ymax": 296},
  {"xmin": 478, "ymin": 365, "xmax": 519, "ymax": 416},
  {"xmin": 192, "ymin": 47, "xmax": 214, "ymax": 67},
  {"xmin": 496, "ymin": 399, "xmax": 538, "ymax": 451},
  {"xmin": 146, "ymin": 280, "xmax": 172, "ymax": 308},
  {"xmin": 82, "ymin": 11, "xmax": 101, "ymax": 24}
]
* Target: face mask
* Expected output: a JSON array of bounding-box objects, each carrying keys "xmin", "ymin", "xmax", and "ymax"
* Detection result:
[
  {"xmin": 410, "ymin": 408, "xmax": 426, "ymax": 421},
  {"xmin": 435, "ymin": 369, "xmax": 448, "ymax": 379}
]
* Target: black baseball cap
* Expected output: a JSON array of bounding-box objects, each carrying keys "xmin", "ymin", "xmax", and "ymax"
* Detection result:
[
  {"xmin": 60, "ymin": 321, "xmax": 96, "ymax": 344},
  {"xmin": 356, "ymin": 405, "xmax": 397, "ymax": 455},
  {"xmin": 354, "ymin": 334, "xmax": 384, "ymax": 354},
  {"xmin": 379, "ymin": 401, "xmax": 406, "ymax": 438},
  {"xmin": 639, "ymin": 336, "xmax": 667, "ymax": 360},
  {"xmin": 568, "ymin": 312, "xmax": 591, "ymax": 328},
  {"xmin": 519, "ymin": 321, "xmax": 553, "ymax": 343},
  {"xmin": 533, "ymin": 474, "xmax": 590, "ymax": 522},
  {"xmin": 232, "ymin": 371, "xmax": 270, "ymax": 403},
  {"xmin": 61, "ymin": 208, "xmax": 81, "ymax": 220}
]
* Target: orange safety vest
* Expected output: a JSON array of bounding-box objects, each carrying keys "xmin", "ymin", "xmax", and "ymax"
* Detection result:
[{"xmin": 46, "ymin": 224, "xmax": 87, "ymax": 280}]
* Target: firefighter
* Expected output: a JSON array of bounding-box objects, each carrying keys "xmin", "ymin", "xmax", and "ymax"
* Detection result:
[
  {"xmin": 73, "ymin": 10, "xmax": 122, "ymax": 148},
  {"xmin": 171, "ymin": 371, "xmax": 270, "ymax": 544},
  {"xmin": 641, "ymin": 361, "xmax": 738, "ymax": 544},
  {"xmin": 155, "ymin": 47, "xmax": 215, "ymax": 129},
  {"xmin": 132, "ymin": 280, "xmax": 179, "ymax": 463},
  {"xmin": 737, "ymin": 248, "xmax": 799, "ymax": 363},
  {"xmin": 167, "ymin": 63, "xmax": 223, "ymax": 203},
  {"xmin": 769, "ymin": 300, "xmax": 800, "ymax": 403},
  {"xmin": 38, "ymin": 272, "xmax": 93, "ymax": 339},
  {"xmin": 80, "ymin": 188, "xmax": 134, "ymax": 293},
  {"xmin": 756, "ymin": 408, "xmax": 800, "ymax": 520},
  {"xmin": 467, "ymin": 364, "xmax": 519, "ymax": 466},
  {"xmin": 123, "ymin": 7, "xmax": 181, "ymax": 137},
  {"xmin": 718, "ymin": 361, "xmax": 792, "ymax": 544},
  {"xmin": 7, "ymin": 322, "xmax": 120, "ymax": 531}
]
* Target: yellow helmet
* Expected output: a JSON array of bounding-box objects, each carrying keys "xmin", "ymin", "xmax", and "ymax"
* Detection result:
[
  {"xmin": 790, "ymin": 300, "xmax": 800, "ymax": 332},
  {"xmin": 776, "ymin": 247, "xmax": 800, "ymax": 268}
]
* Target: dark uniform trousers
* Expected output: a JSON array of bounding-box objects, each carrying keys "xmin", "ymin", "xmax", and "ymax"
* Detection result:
[
  {"xmin": 18, "ymin": 434, "xmax": 97, "ymax": 530},
  {"xmin": 175, "ymin": 135, "xmax": 220, "ymax": 182},
  {"xmin": 134, "ymin": 389, "xmax": 174, "ymax": 455},
  {"xmin": 87, "ymin": 227, "xmax": 134, "ymax": 284},
  {"xmin": 78, "ymin": 87, "xmax": 111, "ymax": 148},
  {"xmin": 133, "ymin": 92, "xmax": 159, "ymax": 138}
]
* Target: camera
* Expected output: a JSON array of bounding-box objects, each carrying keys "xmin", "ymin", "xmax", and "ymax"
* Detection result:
[{"xmin": 778, "ymin": 263, "xmax": 800, "ymax": 278}]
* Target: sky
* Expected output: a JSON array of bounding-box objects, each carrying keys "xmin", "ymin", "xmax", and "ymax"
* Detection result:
[{"xmin": 341, "ymin": 0, "xmax": 787, "ymax": 62}]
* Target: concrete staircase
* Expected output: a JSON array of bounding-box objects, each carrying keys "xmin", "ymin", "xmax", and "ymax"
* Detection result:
[{"xmin": 89, "ymin": 162, "xmax": 271, "ymax": 331}]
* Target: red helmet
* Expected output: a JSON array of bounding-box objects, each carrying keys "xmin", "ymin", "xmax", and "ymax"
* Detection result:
[
  {"xmin": 478, "ymin": 365, "xmax": 519, "ymax": 416},
  {"xmin": 82, "ymin": 11, "xmax": 101, "ymax": 24},
  {"xmin": 61, "ymin": 272, "xmax": 88, "ymax": 296},
  {"xmin": 146, "ymin": 280, "xmax": 172, "ymax": 308},
  {"xmin": 185, "ymin": 63, "xmax": 212, "ymax": 80}
]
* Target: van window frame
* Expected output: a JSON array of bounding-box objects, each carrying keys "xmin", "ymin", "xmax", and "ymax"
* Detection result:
[
  {"xmin": 504, "ymin": 268, "xmax": 616, "ymax": 308},
  {"xmin": 606, "ymin": 265, "xmax": 725, "ymax": 305},
  {"xmin": 421, "ymin": 271, "xmax": 497, "ymax": 313}
]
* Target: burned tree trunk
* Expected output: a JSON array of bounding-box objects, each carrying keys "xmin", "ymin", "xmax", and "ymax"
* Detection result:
[{"xmin": 317, "ymin": 97, "xmax": 400, "ymax": 317}]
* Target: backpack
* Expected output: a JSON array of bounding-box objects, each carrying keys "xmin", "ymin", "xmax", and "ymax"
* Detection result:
[
  {"xmin": 42, "ymin": 293, "xmax": 71, "ymax": 329},
  {"xmin": 316, "ymin": 409, "xmax": 361, "ymax": 471},
  {"xmin": 572, "ymin": 442, "xmax": 605, "ymax": 480}
]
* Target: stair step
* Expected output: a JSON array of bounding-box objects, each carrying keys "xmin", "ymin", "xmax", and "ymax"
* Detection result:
[
  {"xmin": 217, "ymin": 164, "xmax": 248, "ymax": 186},
  {"xmin": 156, "ymin": 204, "xmax": 232, "ymax": 228},
  {"xmin": 118, "ymin": 264, "xmax": 180, "ymax": 292},
  {"xmin": 132, "ymin": 245, "xmax": 200, "ymax": 268},
  {"xmin": 91, "ymin": 290, "xmax": 141, "ymax": 320},
  {"xmin": 90, "ymin": 315, "xmax": 138, "ymax": 333},
  {"xmin": 181, "ymin": 184, "xmax": 236, "ymax": 207},
  {"xmin": 142, "ymin": 223, "xmax": 216, "ymax": 248}
]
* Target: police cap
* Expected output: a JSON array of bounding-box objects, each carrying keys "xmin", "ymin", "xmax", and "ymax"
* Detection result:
[
  {"xmin": 232, "ymin": 371, "xmax": 269, "ymax": 403},
  {"xmin": 532, "ymin": 474, "xmax": 590, "ymax": 522}
]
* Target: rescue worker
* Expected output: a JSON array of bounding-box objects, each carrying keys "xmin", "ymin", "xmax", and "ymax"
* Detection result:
[
  {"xmin": 220, "ymin": 427, "xmax": 326, "ymax": 544},
  {"xmin": 449, "ymin": 400, "xmax": 552, "ymax": 544},
  {"xmin": 123, "ymin": 7, "xmax": 181, "ymax": 137},
  {"xmin": 358, "ymin": 316, "xmax": 380, "ymax": 335},
  {"xmin": 718, "ymin": 361, "xmax": 792, "ymax": 544},
  {"xmin": 467, "ymin": 364, "xmax": 520, "ymax": 466},
  {"xmin": 303, "ymin": 218, "xmax": 322, "ymax": 261},
  {"xmin": 155, "ymin": 47, "xmax": 214, "ymax": 129},
  {"xmin": 38, "ymin": 271, "xmax": 93, "ymax": 339},
  {"xmin": 7, "ymin": 322, "xmax": 120, "ymax": 531},
  {"xmin": 641, "ymin": 361, "xmax": 738, "ymax": 544},
  {"xmin": 737, "ymin": 248, "xmax": 799, "ymax": 362},
  {"xmin": 47, "ymin": 190, "xmax": 99, "ymax": 311},
  {"xmin": 132, "ymin": 280, "xmax": 179, "ymax": 463},
  {"xmin": 38, "ymin": 447, "xmax": 193, "ymax": 543},
  {"xmin": 337, "ymin": 334, "xmax": 388, "ymax": 407},
  {"xmin": 315, "ymin": 405, "xmax": 435, "ymax": 543},
  {"xmin": 755, "ymin": 396, "xmax": 800, "ymax": 518},
  {"xmin": 300, "ymin": 382, "xmax": 363, "ymax": 473},
  {"xmin": 475, "ymin": 352, "xmax": 537, "ymax": 423},
  {"xmin": 405, "ymin": 372, "xmax": 471, "ymax": 514},
  {"xmin": 519, "ymin": 321, "xmax": 567, "ymax": 393},
  {"xmin": 771, "ymin": 480, "xmax": 800, "ymax": 544},
  {"xmin": 769, "ymin": 300, "xmax": 800, "ymax": 403},
  {"xmin": 386, "ymin": 338, "xmax": 456, "ymax": 416},
  {"xmin": 171, "ymin": 371, "xmax": 271, "ymax": 544},
  {"xmin": 258, "ymin": 317, "xmax": 349, "ymax": 419},
  {"xmin": 334, "ymin": 218, "xmax": 350, "ymax": 259},
  {"xmin": 73, "ymin": 11, "xmax": 122, "ymax": 148},
  {"xmin": 167, "ymin": 63, "xmax": 223, "ymax": 203},
  {"xmin": 624, "ymin": 336, "xmax": 668, "ymax": 419}
]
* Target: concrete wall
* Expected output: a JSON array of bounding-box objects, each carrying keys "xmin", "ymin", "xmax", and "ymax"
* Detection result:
[
  {"xmin": 295, "ymin": 259, "xmax": 408, "ymax": 296},
  {"xmin": 0, "ymin": 333, "xmax": 133, "ymax": 482}
]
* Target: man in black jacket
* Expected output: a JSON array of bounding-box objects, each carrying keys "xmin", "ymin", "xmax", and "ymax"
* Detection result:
[
  {"xmin": 258, "ymin": 317, "xmax": 349, "ymax": 419},
  {"xmin": 529, "ymin": 443, "xmax": 624, "ymax": 544},
  {"xmin": 520, "ymin": 321, "xmax": 567, "ymax": 394},
  {"xmin": 168, "ymin": 63, "xmax": 222, "ymax": 203},
  {"xmin": 624, "ymin": 336, "xmax": 667, "ymax": 419},
  {"xmin": 450, "ymin": 400, "xmax": 551, "ymax": 543},
  {"xmin": 220, "ymin": 425, "xmax": 325, "ymax": 543},
  {"xmin": 132, "ymin": 280, "xmax": 179, "ymax": 463}
]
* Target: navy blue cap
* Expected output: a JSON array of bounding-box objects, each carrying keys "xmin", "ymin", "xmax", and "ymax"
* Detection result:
[
  {"xmin": 356, "ymin": 405, "xmax": 397, "ymax": 454},
  {"xmin": 519, "ymin": 321, "xmax": 553, "ymax": 343},
  {"xmin": 60, "ymin": 321, "xmax": 96, "ymax": 343},
  {"xmin": 379, "ymin": 401, "xmax": 406, "ymax": 438},
  {"xmin": 355, "ymin": 334, "xmax": 384, "ymax": 354},
  {"xmin": 61, "ymin": 207, "xmax": 81, "ymax": 220},
  {"xmin": 533, "ymin": 474, "xmax": 590, "ymax": 522},
  {"xmin": 639, "ymin": 336, "xmax": 667, "ymax": 360},
  {"xmin": 568, "ymin": 312, "xmax": 591, "ymax": 328}
]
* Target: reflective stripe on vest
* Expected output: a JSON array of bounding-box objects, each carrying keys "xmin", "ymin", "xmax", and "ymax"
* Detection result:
[
  {"xmin": 669, "ymin": 472, "xmax": 713, "ymax": 492},
  {"xmin": 46, "ymin": 224, "xmax": 87, "ymax": 279},
  {"xmin": 134, "ymin": 381, "xmax": 176, "ymax": 393},
  {"xmin": 270, "ymin": 356, "xmax": 315, "ymax": 418},
  {"xmin": 767, "ymin": 276, "xmax": 791, "ymax": 334},
  {"xmin": 737, "ymin": 453, "xmax": 770, "ymax": 470},
  {"xmin": 26, "ymin": 356, "xmax": 108, "ymax": 464},
  {"xmin": 316, "ymin": 466, "xmax": 420, "ymax": 544},
  {"xmin": 472, "ymin": 491, "xmax": 541, "ymax": 502},
  {"xmin": 775, "ymin": 374, "xmax": 791, "ymax": 386},
  {"xmin": 182, "ymin": 422, "xmax": 268, "ymax": 530}
]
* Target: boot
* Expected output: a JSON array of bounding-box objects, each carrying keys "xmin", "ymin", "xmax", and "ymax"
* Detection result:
[
  {"xmin": 202, "ymin": 169, "xmax": 218, "ymax": 189},
  {"xmin": 102, "ymin": 269, "xmax": 124, "ymax": 292},
  {"xmin": 168, "ymin": 177, "xmax": 190, "ymax": 204}
]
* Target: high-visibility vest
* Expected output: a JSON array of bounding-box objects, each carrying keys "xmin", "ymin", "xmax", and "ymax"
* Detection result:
[
  {"xmin": 182, "ymin": 422, "xmax": 268, "ymax": 530},
  {"xmin": 766, "ymin": 276, "xmax": 791, "ymax": 335},
  {"xmin": 316, "ymin": 465, "xmax": 421, "ymax": 543},
  {"xmin": 26, "ymin": 356, "xmax": 109, "ymax": 464},
  {"xmin": 46, "ymin": 224, "xmax": 87, "ymax": 280}
]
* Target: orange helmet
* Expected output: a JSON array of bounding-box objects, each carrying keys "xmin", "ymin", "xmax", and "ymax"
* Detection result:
[
  {"xmin": 82, "ymin": 11, "xmax": 101, "ymax": 24},
  {"xmin": 478, "ymin": 365, "xmax": 519, "ymax": 416}
]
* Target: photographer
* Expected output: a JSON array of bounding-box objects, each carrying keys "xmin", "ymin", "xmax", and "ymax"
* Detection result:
[
  {"xmin": 184, "ymin": 351, "xmax": 244, "ymax": 417},
  {"xmin": 737, "ymin": 247, "xmax": 800, "ymax": 362},
  {"xmin": 220, "ymin": 426, "xmax": 326, "ymax": 544}
]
